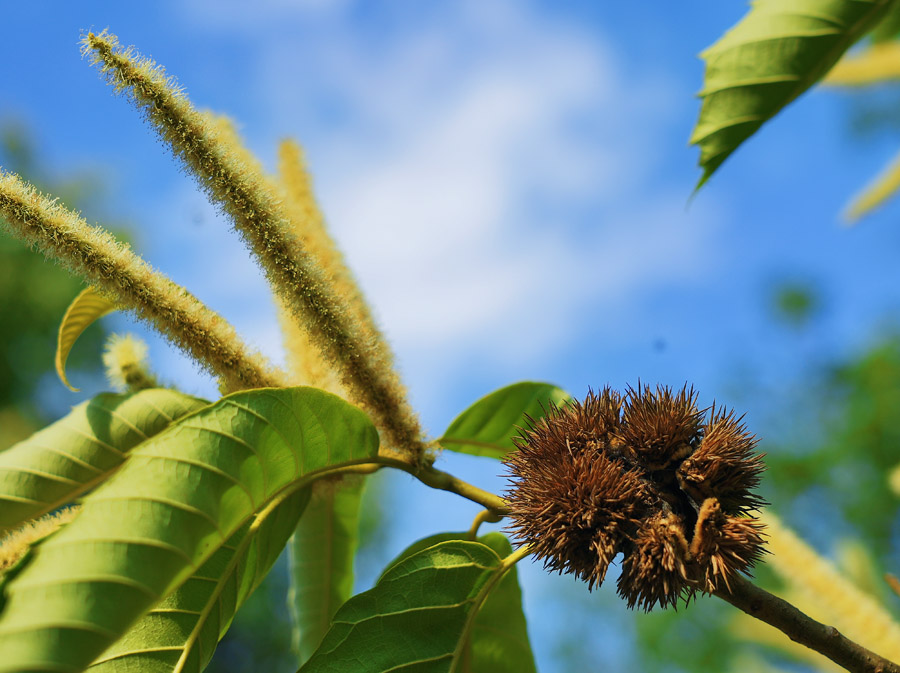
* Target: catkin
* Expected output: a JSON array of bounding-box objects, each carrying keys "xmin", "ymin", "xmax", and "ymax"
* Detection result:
[
  {"xmin": 760, "ymin": 513, "xmax": 900, "ymax": 664},
  {"xmin": 0, "ymin": 171, "xmax": 282, "ymax": 392},
  {"xmin": 83, "ymin": 31, "xmax": 425, "ymax": 457}
]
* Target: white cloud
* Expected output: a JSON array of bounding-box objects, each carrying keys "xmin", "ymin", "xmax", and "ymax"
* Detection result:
[{"xmin": 168, "ymin": 0, "xmax": 726, "ymax": 409}]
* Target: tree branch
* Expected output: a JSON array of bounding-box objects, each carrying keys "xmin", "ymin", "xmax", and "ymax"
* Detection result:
[{"xmin": 714, "ymin": 574, "xmax": 900, "ymax": 673}]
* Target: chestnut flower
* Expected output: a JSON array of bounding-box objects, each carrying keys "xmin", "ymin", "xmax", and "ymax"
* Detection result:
[{"xmin": 503, "ymin": 385, "xmax": 766, "ymax": 610}]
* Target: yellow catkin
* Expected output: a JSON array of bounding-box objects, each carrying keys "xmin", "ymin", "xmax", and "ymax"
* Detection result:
[
  {"xmin": 277, "ymin": 140, "xmax": 386, "ymax": 345},
  {"xmin": 83, "ymin": 31, "xmax": 425, "ymax": 457},
  {"xmin": 0, "ymin": 507, "xmax": 80, "ymax": 577},
  {"xmin": 0, "ymin": 171, "xmax": 283, "ymax": 393},
  {"xmin": 102, "ymin": 333, "xmax": 158, "ymax": 391},
  {"xmin": 730, "ymin": 651, "xmax": 821, "ymax": 673},
  {"xmin": 276, "ymin": 140, "xmax": 394, "ymax": 397},
  {"xmin": 757, "ymin": 513, "xmax": 900, "ymax": 663},
  {"xmin": 842, "ymin": 146, "xmax": 900, "ymax": 223},
  {"xmin": 203, "ymin": 118, "xmax": 344, "ymax": 395},
  {"xmin": 825, "ymin": 42, "xmax": 900, "ymax": 86}
]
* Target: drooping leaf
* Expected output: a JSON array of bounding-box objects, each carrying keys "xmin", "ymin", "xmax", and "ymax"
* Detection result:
[
  {"xmin": 440, "ymin": 381, "xmax": 571, "ymax": 459},
  {"xmin": 87, "ymin": 488, "xmax": 310, "ymax": 673},
  {"xmin": 288, "ymin": 478, "xmax": 365, "ymax": 665},
  {"xmin": 55, "ymin": 286, "xmax": 117, "ymax": 391},
  {"xmin": 691, "ymin": 0, "xmax": 895, "ymax": 189},
  {"xmin": 301, "ymin": 539, "xmax": 529, "ymax": 673},
  {"xmin": 0, "ymin": 388, "xmax": 207, "ymax": 535},
  {"xmin": 0, "ymin": 386, "xmax": 379, "ymax": 673},
  {"xmin": 842, "ymin": 145, "xmax": 900, "ymax": 221},
  {"xmin": 380, "ymin": 532, "xmax": 537, "ymax": 673}
]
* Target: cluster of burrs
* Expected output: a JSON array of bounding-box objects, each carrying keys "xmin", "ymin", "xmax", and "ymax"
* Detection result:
[{"xmin": 503, "ymin": 385, "xmax": 767, "ymax": 611}]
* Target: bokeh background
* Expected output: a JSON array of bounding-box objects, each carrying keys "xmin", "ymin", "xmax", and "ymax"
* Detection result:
[{"xmin": 2, "ymin": 1, "xmax": 900, "ymax": 671}]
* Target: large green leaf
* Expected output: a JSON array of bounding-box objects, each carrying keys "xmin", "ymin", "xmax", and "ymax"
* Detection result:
[
  {"xmin": 691, "ymin": 0, "xmax": 895, "ymax": 188},
  {"xmin": 301, "ymin": 538, "xmax": 531, "ymax": 673},
  {"xmin": 439, "ymin": 381, "xmax": 571, "ymax": 459},
  {"xmin": 288, "ymin": 478, "xmax": 365, "ymax": 666},
  {"xmin": 87, "ymin": 488, "xmax": 309, "ymax": 673},
  {"xmin": 0, "ymin": 388, "xmax": 207, "ymax": 535},
  {"xmin": 380, "ymin": 532, "xmax": 537, "ymax": 673},
  {"xmin": 0, "ymin": 386, "xmax": 379, "ymax": 673}
]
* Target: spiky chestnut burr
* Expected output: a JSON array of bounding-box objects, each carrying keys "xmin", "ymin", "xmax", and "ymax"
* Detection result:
[{"xmin": 503, "ymin": 384, "xmax": 766, "ymax": 610}]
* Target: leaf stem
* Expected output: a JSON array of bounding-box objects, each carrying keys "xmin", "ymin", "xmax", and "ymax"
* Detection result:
[
  {"xmin": 377, "ymin": 458, "xmax": 509, "ymax": 514},
  {"xmin": 714, "ymin": 574, "xmax": 900, "ymax": 673},
  {"xmin": 312, "ymin": 457, "xmax": 509, "ymax": 514},
  {"xmin": 467, "ymin": 509, "xmax": 504, "ymax": 540},
  {"xmin": 501, "ymin": 544, "xmax": 532, "ymax": 570}
]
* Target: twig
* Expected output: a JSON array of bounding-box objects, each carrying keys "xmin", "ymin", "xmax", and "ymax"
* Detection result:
[
  {"xmin": 408, "ymin": 464, "xmax": 510, "ymax": 515},
  {"xmin": 714, "ymin": 574, "xmax": 900, "ymax": 673}
]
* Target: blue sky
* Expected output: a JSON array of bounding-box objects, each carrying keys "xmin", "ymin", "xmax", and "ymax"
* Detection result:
[{"xmin": 4, "ymin": 1, "xmax": 900, "ymax": 671}]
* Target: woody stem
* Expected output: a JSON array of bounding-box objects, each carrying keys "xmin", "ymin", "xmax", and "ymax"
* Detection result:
[{"xmin": 714, "ymin": 575, "xmax": 900, "ymax": 673}]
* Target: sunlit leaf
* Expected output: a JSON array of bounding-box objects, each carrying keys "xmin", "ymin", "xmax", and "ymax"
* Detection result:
[
  {"xmin": 381, "ymin": 532, "xmax": 537, "ymax": 673},
  {"xmin": 0, "ymin": 388, "xmax": 207, "ymax": 535},
  {"xmin": 288, "ymin": 478, "xmax": 365, "ymax": 666},
  {"xmin": 87, "ymin": 488, "xmax": 309, "ymax": 673},
  {"xmin": 440, "ymin": 381, "xmax": 571, "ymax": 459},
  {"xmin": 55, "ymin": 286, "xmax": 117, "ymax": 391},
  {"xmin": 0, "ymin": 386, "xmax": 379, "ymax": 673},
  {"xmin": 301, "ymin": 538, "xmax": 531, "ymax": 673},
  {"xmin": 691, "ymin": 0, "xmax": 894, "ymax": 189}
]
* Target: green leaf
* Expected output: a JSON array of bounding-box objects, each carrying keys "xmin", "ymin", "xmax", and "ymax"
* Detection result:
[
  {"xmin": 0, "ymin": 388, "xmax": 207, "ymax": 535},
  {"xmin": 440, "ymin": 381, "xmax": 571, "ymax": 459},
  {"xmin": 869, "ymin": 1, "xmax": 900, "ymax": 41},
  {"xmin": 288, "ymin": 478, "xmax": 365, "ymax": 665},
  {"xmin": 0, "ymin": 386, "xmax": 379, "ymax": 673},
  {"xmin": 691, "ymin": 0, "xmax": 895, "ymax": 188},
  {"xmin": 464, "ymin": 533, "xmax": 536, "ymax": 673},
  {"xmin": 87, "ymin": 488, "xmax": 310, "ymax": 673},
  {"xmin": 380, "ymin": 532, "xmax": 537, "ymax": 673},
  {"xmin": 302, "ymin": 536, "xmax": 533, "ymax": 673},
  {"xmin": 55, "ymin": 286, "xmax": 117, "ymax": 392}
]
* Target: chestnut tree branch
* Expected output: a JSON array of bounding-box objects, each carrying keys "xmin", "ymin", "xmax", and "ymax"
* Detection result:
[{"xmin": 714, "ymin": 574, "xmax": 900, "ymax": 673}]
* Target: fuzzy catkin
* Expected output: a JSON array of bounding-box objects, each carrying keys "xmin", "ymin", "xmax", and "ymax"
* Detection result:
[
  {"xmin": 0, "ymin": 508, "xmax": 80, "ymax": 577},
  {"xmin": 102, "ymin": 333, "xmax": 158, "ymax": 391},
  {"xmin": 206, "ymin": 119, "xmax": 345, "ymax": 396},
  {"xmin": 83, "ymin": 31, "xmax": 425, "ymax": 457},
  {"xmin": 277, "ymin": 140, "xmax": 387, "ymax": 348},
  {"xmin": 0, "ymin": 171, "xmax": 281, "ymax": 392},
  {"xmin": 276, "ymin": 140, "xmax": 394, "ymax": 398},
  {"xmin": 761, "ymin": 512, "xmax": 900, "ymax": 664}
]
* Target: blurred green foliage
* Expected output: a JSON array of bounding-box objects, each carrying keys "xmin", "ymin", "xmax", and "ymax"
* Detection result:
[{"xmin": 771, "ymin": 282, "xmax": 821, "ymax": 328}]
